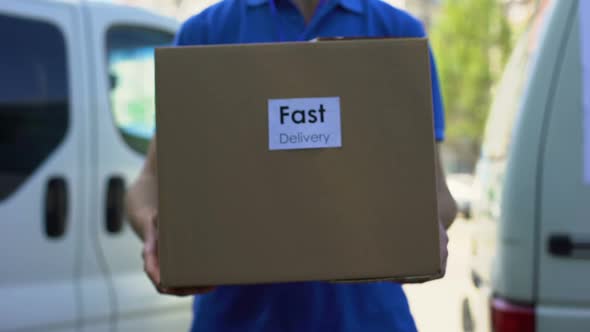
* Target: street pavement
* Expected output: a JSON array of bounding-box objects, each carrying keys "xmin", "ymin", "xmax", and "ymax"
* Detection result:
[{"xmin": 404, "ymin": 219, "xmax": 472, "ymax": 332}]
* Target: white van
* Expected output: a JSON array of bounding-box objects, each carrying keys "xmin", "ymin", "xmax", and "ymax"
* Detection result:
[
  {"xmin": 464, "ymin": 0, "xmax": 590, "ymax": 331},
  {"xmin": 0, "ymin": 1, "xmax": 193, "ymax": 331}
]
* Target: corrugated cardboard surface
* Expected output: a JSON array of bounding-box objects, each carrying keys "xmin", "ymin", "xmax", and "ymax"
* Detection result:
[{"xmin": 156, "ymin": 39, "xmax": 440, "ymax": 288}]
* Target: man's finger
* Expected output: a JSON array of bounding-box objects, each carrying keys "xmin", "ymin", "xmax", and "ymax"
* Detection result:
[
  {"xmin": 438, "ymin": 221, "xmax": 449, "ymax": 277},
  {"xmin": 151, "ymin": 212, "xmax": 159, "ymax": 230},
  {"xmin": 144, "ymin": 249, "xmax": 161, "ymax": 286}
]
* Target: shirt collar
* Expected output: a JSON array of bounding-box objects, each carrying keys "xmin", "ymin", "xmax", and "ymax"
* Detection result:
[
  {"xmin": 246, "ymin": 0, "xmax": 364, "ymax": 15},
  {"xmin": 338, "ymin": 0, "xmax": 363, "ymax": 14}
]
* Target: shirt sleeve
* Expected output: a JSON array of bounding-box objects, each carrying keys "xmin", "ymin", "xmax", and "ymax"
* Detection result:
[
  {"xmin": 174, "ymin": 14, "xmax": 208, "ymax": 46},
  {"xmin": 429, "ymin": 50, "xmax": 445, "ymax": 142},
  {"xmin": 403, "ymin": 17, "xmax": 446, "ymax": 142}
]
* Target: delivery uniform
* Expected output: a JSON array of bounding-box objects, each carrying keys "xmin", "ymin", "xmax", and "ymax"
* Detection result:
[{"xmin": 174, "ymin": 0, "xmax": 445, "ymax": 331}]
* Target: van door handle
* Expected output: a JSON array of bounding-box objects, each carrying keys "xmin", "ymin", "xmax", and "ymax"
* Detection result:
[
  {"xmin": 105, "ymin": 176, "xmax": 126, "ymax": 234},
  {"xmin": 45, "ymin": 177, "xmax": 68, "ymax": 238},
  {"xmin": 548, "ymin": 234, "xmax": 590, "ymax": 259}
]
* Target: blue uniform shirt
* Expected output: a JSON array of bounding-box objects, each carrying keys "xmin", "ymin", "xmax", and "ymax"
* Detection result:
[{"xmin": 174, "ymin": 1, "xmax": 445, "ymax": 331}]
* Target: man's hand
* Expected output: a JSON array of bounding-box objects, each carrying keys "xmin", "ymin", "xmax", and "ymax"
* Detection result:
[
  {"xmin": 127, "ymin": 140, "xmax": 214, "ymax": 296},
  {"xmin": 141, "ymin": 210, "xmax": 214, "ymax": 296},
  {"xmin": 401, "ymin": 146, "xmax": 455, "ymax": 284},
  {"xmin": 435, "ymin": 144, "xmax": 456, "ymax": 277}
]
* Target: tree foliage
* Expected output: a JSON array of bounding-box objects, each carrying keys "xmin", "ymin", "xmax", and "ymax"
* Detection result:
[{"xmin": 431, "ymin": 0, "xmax": 512, "ymax": 157}]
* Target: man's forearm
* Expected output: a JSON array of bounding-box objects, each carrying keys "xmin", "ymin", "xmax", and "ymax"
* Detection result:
[
  {"xmin": 126, "ymin": 173, "xmax": 158, "ymax": 241},
  {"xmin": 125, "ymin": 140, "xmax": 159, "ymax": 241},
  {"xmin": 438, "ymin": 184, "xmax": 457, "ymax": 229}
]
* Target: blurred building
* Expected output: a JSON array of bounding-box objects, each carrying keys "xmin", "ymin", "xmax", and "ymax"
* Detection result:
[
  {"xmin": 405, "ymin": 0, "xmax": 439, "ymax": 30},
  {"xmin": 503, "ymin": 0, "xmax": 538, "ymax": 28}
]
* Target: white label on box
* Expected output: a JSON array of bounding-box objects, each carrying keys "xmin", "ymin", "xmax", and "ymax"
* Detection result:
[{"xmin": 268, "ymin": 97, "xmax": 342, "ymax": 151}]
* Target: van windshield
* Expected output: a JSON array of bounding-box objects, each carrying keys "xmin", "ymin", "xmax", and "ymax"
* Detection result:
[
  {"xmin": 475, "ymin": 1, "xmax": 555, "ymax": 219},
  {"xmin": 481, "ymin": 0, "xmax": 553, "ymax": 160}
]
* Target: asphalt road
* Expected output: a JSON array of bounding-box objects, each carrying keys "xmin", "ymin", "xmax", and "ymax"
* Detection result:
[{"xmin": 404, "ymin": 219, "xmax": 472, "ymax": 332}]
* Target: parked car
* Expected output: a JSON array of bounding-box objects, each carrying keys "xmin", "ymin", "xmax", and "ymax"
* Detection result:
[
  {"xmin": 463, "ymin": 1, "xmax": 590, "ymax": 331},
  {"xmin": 0, "ymin": 1, "xmax": 193, "ymax": 331}
]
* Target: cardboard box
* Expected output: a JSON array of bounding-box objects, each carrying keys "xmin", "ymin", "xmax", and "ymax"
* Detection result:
[{"xmin": 155, "ymin": 38, "xmax": 441, "ymax": 288}]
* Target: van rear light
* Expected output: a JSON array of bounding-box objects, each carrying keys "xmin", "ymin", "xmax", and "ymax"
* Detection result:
[{"xmin": 491, "ymin": 297, "xmax": 535, "ymax": 332}]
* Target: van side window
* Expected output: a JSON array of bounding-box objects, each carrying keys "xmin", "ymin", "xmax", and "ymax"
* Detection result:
[
  {"xmin": 106, "ymin": 26, "xmax": 174, "ymax": 155},
  {"xmin": 0, "ymin": 14, "xmax": 69, "ymax": 201}
]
